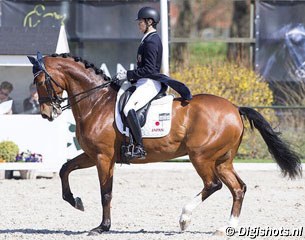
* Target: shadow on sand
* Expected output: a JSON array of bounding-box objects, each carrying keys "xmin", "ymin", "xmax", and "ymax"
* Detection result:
[{"xmin": 0, "ymin": 228, "xmax": 213, "ymax": 236}]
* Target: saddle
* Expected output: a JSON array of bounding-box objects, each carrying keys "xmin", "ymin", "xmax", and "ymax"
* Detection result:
[
  {"xmin": 118, "ymin": 83, "xmax": 168, "ymax": 128},
  {"xmin": 114, "ymin": 80, "xmax": 174, "ymax": 163},
  {"xmin": 115, "ymin": 81, "xmax": 174, "ymax": 138}
]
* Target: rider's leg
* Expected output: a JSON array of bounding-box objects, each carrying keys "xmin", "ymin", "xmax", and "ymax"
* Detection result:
[
  {"xmin": 123, "ymin": 79, "xmax": 161, "ymax": 158},
  {"xmin": 124, "ymin": 79, "xmax": 162, "ymax": 112},
  {"xmin": 126, "ymin": 109, "xmax": 146, "ymax": 159}
]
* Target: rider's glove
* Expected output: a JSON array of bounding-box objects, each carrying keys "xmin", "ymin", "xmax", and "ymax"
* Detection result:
[
  {"xmin": 112, "ymin": 70, "xmax": 127, "ymax": 85},
  {"xmin": 116, "ymin": 70, "xmax": 127, "ymax": 81}
]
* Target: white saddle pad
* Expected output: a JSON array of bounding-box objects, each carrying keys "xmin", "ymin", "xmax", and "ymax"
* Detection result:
[{"xmin": 115, "ymin": 81, "xmax": 174, "ymax": 138}]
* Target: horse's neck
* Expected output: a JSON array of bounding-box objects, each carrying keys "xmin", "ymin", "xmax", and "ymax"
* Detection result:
[{"xmin": 67, "ymin": 78, "xmax": 115, "ymax": 121}]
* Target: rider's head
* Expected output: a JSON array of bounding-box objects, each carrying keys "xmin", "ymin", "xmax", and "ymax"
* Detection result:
[{"xmin": 136, "ymin": 7, "xmax": 160, "ymax": 34}]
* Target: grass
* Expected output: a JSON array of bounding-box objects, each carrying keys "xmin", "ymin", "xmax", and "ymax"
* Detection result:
[{"xmin": 189, "ymin": 42, "xmax": 227, "ymax": 65}]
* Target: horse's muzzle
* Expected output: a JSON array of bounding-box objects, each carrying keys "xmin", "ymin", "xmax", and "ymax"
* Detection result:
[
  {"xmin": 40, "ymin": 103, "xmax": 62, "ymax": 121},
  {"xmin": 41, "ymin": 113, "xmax": 54, "ymax": 122}
]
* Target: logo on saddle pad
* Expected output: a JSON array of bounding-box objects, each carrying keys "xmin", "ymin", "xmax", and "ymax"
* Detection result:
[{"xmin": 115, "ymin": 82, "xmax": 174, "ymax": 138}]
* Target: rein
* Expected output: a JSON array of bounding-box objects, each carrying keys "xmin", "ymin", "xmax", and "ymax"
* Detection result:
[
  {"xmin": 60, "ymin": 81, "xmax": 112, "ymax": 111},
  {"xmin": 33, "ymin": 52, "xmax": 113, "ymax": 112}
]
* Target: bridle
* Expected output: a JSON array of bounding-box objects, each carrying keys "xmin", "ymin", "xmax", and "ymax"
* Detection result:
[{"xmin": 31, "ymin": 52, "xmax": 113, "ymax": 112}]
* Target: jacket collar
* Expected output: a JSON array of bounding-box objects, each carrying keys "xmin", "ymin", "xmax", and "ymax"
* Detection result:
[{"xmin": 141, "ymin": 29, "xmax": 157, "ymax": 43}]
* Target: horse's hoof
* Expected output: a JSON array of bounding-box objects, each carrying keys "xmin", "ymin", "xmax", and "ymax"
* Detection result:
[
  {"xmin": 75, "ymin": 197, "xmax": 84, "ymax": 211},
  {"xmin": 87, "ymin": 226, "xmax": 108, "ymax": 236},
  {"xmin": 87, "ymin": 230, "xmax": 100, "ymax": 236},
  {"xmin": 179, "ymin": 214, "xmax": 191, "ymax": 231}
]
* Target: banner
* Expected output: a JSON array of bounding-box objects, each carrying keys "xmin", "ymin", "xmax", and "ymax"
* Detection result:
[
  {"xmin": 255, "ymin": 1, "xmax": 305, "ymax": 82},
  {"xmin": 0, "ymin": 1, "xmax": 65, "ymax": 54},
  {"xmin": 0, "ymin": 0, "xmax": 160, "ymax": 59}
]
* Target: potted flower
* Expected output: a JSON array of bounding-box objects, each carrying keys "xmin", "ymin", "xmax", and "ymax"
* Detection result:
[
  {"xmin": 16, "ymin": 150, "xmax": 43, "ymax": 163},
  {"xmin": 0, "ymin": 140, "xmax": 19, "ymax": 163},
  {"xmin": 16, "ymin": 150, "xmax": 43, "ymax": 179},
  {"xmin": 0, "ymin": 141, "xmax": 19, "ymax": 179}
]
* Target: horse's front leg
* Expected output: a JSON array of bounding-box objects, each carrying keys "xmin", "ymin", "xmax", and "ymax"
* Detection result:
[
  {"xmin": 59, "ymin": 152, "xmax": 95, "ymax": 211},
  {"xmin": 88, "ymin": 155, "xmax": 114, "ymax": 235}
]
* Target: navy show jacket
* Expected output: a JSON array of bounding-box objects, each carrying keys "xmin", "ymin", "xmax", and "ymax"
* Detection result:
[{"xmin": 127, "ymin": 31, "xmax": 192, "ymax": 100}]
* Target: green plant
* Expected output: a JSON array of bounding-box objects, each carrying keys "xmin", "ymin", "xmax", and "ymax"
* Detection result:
[
  {"xmin": 0, "ymin": 141, "xmax": 19, "ymax": 162},
  {"xmin": 171, "ymin": 62, "xmax": 273, "ymax": 106}
]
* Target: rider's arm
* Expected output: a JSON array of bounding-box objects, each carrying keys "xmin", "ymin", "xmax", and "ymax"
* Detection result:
[{"xmin": 127, "ymin": 40, "xmax": 159, "ymax": 82}]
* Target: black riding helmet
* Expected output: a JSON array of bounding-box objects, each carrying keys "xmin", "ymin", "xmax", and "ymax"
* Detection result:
[{"xmin": 136, "ymin": 7, "xmax": 160, "ymax": 24}]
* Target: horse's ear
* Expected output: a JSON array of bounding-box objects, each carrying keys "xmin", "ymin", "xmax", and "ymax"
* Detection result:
[
  {"xmin": 27, "ymin": 56, "xmax": 37, "ymax": 65},
  {"xmin": 37, "ymin": 51, "xmax": 43, "ymax": 62}
]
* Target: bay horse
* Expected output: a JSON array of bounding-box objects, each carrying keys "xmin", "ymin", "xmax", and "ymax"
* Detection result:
[{"xmin": 28, "ymin": 53, "xmax": 302, "ymax": 235}]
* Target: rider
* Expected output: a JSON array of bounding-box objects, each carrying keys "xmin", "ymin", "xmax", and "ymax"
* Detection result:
[{"xmin": 114, "ymin": 6, "xmax": 192, "ymax": 159}]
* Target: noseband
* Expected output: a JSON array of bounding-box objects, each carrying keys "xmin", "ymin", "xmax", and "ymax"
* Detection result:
[{"xmin": 32, "ymin": 52, "xmax": 113, "ymax": 112}]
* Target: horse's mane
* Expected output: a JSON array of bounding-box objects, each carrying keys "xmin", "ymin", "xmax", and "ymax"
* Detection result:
[{"xmin": 49, "ymin": 53, "xmax": 111, "ymax": 81}]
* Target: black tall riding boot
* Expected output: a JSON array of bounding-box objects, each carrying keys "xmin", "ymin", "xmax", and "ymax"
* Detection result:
[{"xmin": 126, "ymin": 109, "xmax": 146, "ymax": 159}]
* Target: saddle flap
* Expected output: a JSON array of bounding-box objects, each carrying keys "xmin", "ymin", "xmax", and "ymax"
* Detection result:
[
  {"xmin": 115, "ymin": 82, "xmax": 174, "ymax": 138},
  {"xmin": 117, "ymin": 82, "xmax": 167, "ymax": 128}
]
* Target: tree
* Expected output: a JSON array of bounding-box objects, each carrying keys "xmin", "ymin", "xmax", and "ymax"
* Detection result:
[
  {"xmin": 227, "ymin": 0, "xmax": 251, "ymax": 64},
  {"xmin": 171, "ymin": 1, "xmax": 192, "ymax": 67}
]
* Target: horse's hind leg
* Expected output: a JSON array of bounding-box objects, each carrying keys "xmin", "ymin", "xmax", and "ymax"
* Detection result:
[
  {"xmin": 180, "ymin": 159, "xmax": 222, "ymax": 231},
  {"xmin": 215, "ymin": 161, "xmax": 247, "ymax": 234},
  {"xmin": 59, "ymin": 152, "xmax": 95, "ymax": 211}
]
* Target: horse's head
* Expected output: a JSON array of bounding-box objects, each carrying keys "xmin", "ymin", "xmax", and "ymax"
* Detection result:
[
  {"xmin": 28, "ymin": 52, "xmax": 65, "ymax": 121},
  {"xmin": 284, "ymin": 24, "xmax": 305, "ymax": 80},
  {"xmin": 28, "ymin": 52, "xmax": 114, "ymax": 121}
]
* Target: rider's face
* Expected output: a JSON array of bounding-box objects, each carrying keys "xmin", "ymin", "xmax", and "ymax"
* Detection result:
[{"xmin": 138, "ymin": 19, "xmax": 146, "ymax": 34}]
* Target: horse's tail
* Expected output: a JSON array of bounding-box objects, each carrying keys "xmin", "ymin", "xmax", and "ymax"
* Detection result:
[{"xmin": 238, "ymin": 107, "xmax": 302, "ymax": 179}]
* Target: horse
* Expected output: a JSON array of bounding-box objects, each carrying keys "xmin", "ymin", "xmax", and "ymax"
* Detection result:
[{"xmin": 28, "ymin": 53, "xmax": 302, "ymax": 235}]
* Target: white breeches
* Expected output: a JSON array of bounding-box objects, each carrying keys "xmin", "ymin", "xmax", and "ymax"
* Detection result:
[{"xmin": 123, "ymin": 78, "xmax": 162, "ymax": 116}]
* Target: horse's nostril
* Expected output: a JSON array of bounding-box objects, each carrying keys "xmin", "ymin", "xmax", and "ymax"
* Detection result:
[{"xmin": 41, "ymin": 114, "xmax": 48, "ymax": 119}]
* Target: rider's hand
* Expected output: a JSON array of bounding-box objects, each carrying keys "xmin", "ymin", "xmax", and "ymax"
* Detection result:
[
  {"xmin": 116, "ymin": 70, "xmax": 127, "ymax": 81},
  {"xmin": 112, "ymin": 70, "xmax": 127, "ymax": 86}
]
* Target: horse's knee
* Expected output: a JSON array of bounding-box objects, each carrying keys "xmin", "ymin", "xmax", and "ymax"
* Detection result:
[
  {"xmin": 234, "ymin": 181, "xmax": 247, "ymax": 200},
  {"xmin": 234, "ymin": 188, "xmax": 246, "ymax": 201}
]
